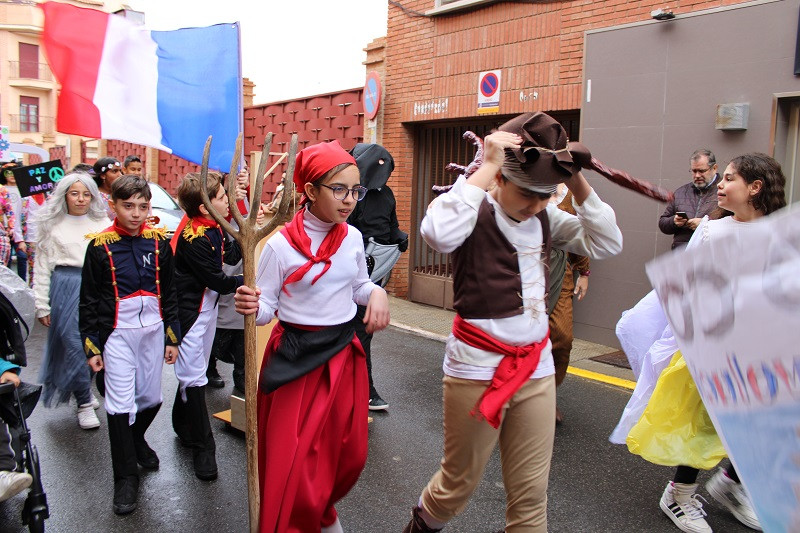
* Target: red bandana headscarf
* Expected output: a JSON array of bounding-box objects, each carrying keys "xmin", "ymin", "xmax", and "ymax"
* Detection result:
[{"xmin": 280, "ymin": 141, "xmax": 356, "ymax": 295}]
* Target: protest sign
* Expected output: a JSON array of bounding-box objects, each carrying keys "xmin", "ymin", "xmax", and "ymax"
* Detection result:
[
  {"xmin": 12, "ymin": 160, "xmax": 65, "ymax": 197},
  {"xmin": 646, "ymin": 209, "xmax": 800, "ymax": 533}
]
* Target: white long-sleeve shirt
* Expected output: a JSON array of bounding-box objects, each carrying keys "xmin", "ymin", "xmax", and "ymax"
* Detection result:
[
  {"xmin": 421, "ymin": 176, "xmax": 623, "ymax": 380},
  {"xmin": 34, "ymin": 214, "xmax": 111, "ymax": 317},
  {"xmin": 254, "ymin": 209, "xmax": 379, "ymax": 327}
]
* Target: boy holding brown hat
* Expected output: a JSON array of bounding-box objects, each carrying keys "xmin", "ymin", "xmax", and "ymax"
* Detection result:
[{"xmin": 404, "ymin": 112, "xmax": 623, "ymax": 533}]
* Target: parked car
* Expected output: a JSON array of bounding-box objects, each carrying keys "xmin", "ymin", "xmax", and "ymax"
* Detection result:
[{"xmin": 148, "ymin": 182, "xmax": 183, "ymax": 237}]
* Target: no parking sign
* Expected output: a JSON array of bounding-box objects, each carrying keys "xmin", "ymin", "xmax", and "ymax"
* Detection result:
[
  {"xmin": 363, "ymin": 71, "xmax": 382, "ymax": 121},
  {"xmin": 477, "ymin": 70, "xmax": 501, "ymax": 115}
]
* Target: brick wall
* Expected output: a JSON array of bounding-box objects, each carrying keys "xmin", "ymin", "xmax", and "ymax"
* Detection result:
[
  {"xmin": 106, "ymin": 139, "xmax": 148, "ymax": 170},
  {"xmin": 383, "ymin": 0, "xmax": 752, "ymax": 297},
  {"xmin": 157, "ymin": 153, "xmax": 201, "ymax": 196},
  {"xmin": 244, "ymin": 89, "xmax": 364, "ymax": 203}
]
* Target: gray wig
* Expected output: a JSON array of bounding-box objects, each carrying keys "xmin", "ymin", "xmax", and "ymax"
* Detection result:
[{"xmin": 35, "ymin": 172, "xmax": 109, "ymax": 253}]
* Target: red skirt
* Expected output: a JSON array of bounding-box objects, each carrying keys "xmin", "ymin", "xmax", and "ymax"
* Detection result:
[{"xmin": 257, "ymin": 323, "xmax": 368, "ymax": 532}]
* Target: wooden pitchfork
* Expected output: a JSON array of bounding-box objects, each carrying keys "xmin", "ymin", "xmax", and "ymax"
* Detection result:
[{"xmin": 199, "ymin": 131, "xmax": 299, "ymax": 533}]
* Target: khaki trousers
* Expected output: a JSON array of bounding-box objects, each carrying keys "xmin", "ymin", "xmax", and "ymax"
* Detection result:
[{"xmin": 421, "ymin": 374, "xmax": 556, "ymax": 532}]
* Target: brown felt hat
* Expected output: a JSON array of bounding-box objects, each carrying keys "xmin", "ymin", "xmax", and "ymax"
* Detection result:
[{"xmin": 497, "ymin": 112, "xmax": 591, "ymax": 193}]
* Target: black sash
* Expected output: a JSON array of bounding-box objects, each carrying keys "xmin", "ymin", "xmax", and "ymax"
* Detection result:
[{"xmin": 260, "ymin": 321, "xmax": 357, "ymax": 394}]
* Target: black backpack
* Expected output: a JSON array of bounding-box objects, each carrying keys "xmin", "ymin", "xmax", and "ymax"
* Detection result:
[{"xmin": 0, "ymin": 290, "xmax": 29, "ymax": 366}]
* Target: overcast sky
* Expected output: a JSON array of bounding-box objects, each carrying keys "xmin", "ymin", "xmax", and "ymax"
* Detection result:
[{"xmin": 127, "ymin": 0, "xmax": 389, "ymax": 105}]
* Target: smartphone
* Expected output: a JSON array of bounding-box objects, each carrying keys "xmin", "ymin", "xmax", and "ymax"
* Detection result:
[{"xmin": 675, "ymin": 211, "xmax": 688, "ymax": 219}]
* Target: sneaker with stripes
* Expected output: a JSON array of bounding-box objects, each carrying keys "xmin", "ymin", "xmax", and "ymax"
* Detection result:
[{"xmin": 659, "ymin": 481, "xmax": 712, "ymax": 533}]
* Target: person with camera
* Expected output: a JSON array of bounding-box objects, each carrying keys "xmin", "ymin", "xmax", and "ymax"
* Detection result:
[{"xmin": 658, "ymin": 149, "xmax": 720, "ymax": 250}]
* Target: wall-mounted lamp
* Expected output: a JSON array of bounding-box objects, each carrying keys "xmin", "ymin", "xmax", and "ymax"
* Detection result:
[{"xmin": 651, "ymin": 8, "xmax": 676, "ymax": 20}]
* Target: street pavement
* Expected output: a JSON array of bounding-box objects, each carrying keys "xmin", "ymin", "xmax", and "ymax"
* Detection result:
[{"xmin": 0, "ymin": 323, "xmax": 751, "ymax": 533}]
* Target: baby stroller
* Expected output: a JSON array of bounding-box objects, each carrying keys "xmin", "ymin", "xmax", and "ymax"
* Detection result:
[
  {"xmin": 0, "ymin": 265, "xmax": 49, "ymax": 532},
  {"xmin": 0, "ymin": 382, "xmax": 48, "ymax": 532}
]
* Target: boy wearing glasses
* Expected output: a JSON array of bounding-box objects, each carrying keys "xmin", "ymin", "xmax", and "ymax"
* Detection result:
[
  {"xmin": 172, "ymin": 172, "xmax": 244, "ymax": 481},
  {"xmin": 658, "ymin": 149, "xmax": 720, "ymax": 249}
]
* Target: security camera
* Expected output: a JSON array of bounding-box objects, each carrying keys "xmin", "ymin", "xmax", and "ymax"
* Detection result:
[{"xmin": 651, "ymin": 8, "xmax": 675, "ymax": 20}]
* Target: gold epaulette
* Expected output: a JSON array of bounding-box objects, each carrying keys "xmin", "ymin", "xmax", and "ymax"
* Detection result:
[
  {"xmin": 142, "ymin": 226, "xmax": 168, "ymax": 241},
  {"xmin": 86, "ymin": 230, "xmax": 120, "ymax": 246},
  {"xmin": 182, "ymin": 224, "xmax": 208, "ymax": 242}
]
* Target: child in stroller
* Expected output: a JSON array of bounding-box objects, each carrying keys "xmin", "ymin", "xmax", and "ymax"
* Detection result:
[
  {"xmin": 0, "ymin": 263, "xmax": 49, "ymax": 531},
  {"xmin": 0, "ymin": 359, "xmax": 30, "ymax": 501}
]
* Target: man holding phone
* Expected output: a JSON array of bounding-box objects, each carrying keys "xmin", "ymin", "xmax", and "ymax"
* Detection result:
[{"xmin": 658, "ymin": 149, "xmax": 721, "ymax": 249}]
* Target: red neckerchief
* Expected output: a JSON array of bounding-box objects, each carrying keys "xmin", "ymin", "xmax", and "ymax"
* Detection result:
[
  {"xmin": 452, "ymin": 315, "xmax": 549, "ymax": 429},
  {"xmin": 191, "ymin": 215, "xmax": 219, "ymax": 231},
  {"xmin": 279, "ymin": 208, "xmax": 347, "ymax": 296},
  {"xmin": 170, "ymin": 214, "xmax": 220, "ymax": 253},
  {"xmin": 31, "ymin": 193, "xmax": 45, "ymax": 205}
]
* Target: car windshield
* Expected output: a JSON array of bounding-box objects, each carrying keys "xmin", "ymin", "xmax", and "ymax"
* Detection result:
[{"xmin": 148, "ymin": 183, "xmax": 179, "ymax": 210}]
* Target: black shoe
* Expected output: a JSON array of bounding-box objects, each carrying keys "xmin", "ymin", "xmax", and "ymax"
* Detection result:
[
  {"xmin": 113, "ymin": 476, "xmax": 139, "ymax": 515},
  {"xmin": 368, "ymin": 392, "xmax": 388, "ymax": 411},
  {"xmin": 206, "ymin": 369, "xmax": 225, "ymax": 389}
]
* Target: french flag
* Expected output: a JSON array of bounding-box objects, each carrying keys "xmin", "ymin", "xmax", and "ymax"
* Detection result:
[{"xmin": 41, "ymin": 2, "xmax": 242, "ymax": 170}]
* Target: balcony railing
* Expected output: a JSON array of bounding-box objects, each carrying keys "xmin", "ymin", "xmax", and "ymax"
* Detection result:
[
  {"xmin": 6, "ymin": 114, "xmax": 54, "ymax": 134},
  {"xmin": 8, "ymin": 61, "xmax": 53, "ymax": 82}
]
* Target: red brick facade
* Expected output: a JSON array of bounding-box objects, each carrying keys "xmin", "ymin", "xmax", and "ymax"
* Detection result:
[
  {"xmin": 244, "ymin": 89, "xmax": 364, "ymax": 202},
  {"xmin": 106, "ymin": 140, "xmax": 148, "ymax": 170},
  {"xmin": 383, "ymin": 0, "xmax": 752, "ymax": 298}
]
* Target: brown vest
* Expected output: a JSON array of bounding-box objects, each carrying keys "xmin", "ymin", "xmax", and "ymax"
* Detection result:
[{"xmin": 452, "ymin": 199, "xmax": 551, "ymax": 319}]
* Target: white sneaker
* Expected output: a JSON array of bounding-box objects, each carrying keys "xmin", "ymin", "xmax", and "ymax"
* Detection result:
[
  {"xmin": 0, "ymin": 470, "xmax": 32, "ymax": 502},
  {"xmin": 70, "ymin": 394, "xmax": 100, "ymax": 410},
  {"xmin": 705, "ymin": 469, "xmax": 762, "ymax": 530},
  {"xmin": 77, "ymin": 403, "xmax": 100, "ymax": 429},
  {"xmin": 660, "ymin": 481, "xmax": 712, "ymax": 533}
]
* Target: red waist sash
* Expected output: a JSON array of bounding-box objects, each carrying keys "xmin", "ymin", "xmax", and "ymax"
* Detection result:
[{"xmin": 452, "ymin": 314, "xmax": 549, "ymax": 429}]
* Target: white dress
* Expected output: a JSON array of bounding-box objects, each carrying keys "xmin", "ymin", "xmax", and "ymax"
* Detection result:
[{"xmin": 610, "ymin": 216, "xmax": 762, "ymax": 444}]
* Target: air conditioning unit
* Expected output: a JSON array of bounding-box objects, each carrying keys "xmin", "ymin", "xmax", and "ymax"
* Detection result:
[{"xmin": 715, "ymin": 103, "xmax": 749, "ymax": 131}]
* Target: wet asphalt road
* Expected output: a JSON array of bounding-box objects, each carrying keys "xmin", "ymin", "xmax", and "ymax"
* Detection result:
[{"xmin": 0, "ymin": 323, "xmax": 750, "ymax": 533}]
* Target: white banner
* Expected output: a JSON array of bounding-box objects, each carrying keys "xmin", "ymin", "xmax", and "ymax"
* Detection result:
[{"xmin": 646, "ymin": 208, "xmax": 800, "ymax": 533}]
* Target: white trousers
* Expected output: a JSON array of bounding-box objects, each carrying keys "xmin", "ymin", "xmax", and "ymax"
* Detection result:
[
  {"xmin": 103, "ymin": 322, "xmax": 165, "ymax": 424},
  {"xmin": 175, "ymin": 306, "xmax": 218, "ymax": 400}
]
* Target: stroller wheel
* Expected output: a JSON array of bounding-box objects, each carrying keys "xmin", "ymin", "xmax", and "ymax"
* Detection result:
[{"xmin": 28, "ymin": 511, "xmax": 45, "ymax": 533}]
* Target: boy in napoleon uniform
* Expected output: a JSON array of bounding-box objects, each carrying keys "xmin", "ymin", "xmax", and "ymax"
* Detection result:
[
  {"xmin": 80, "ymin": 175, "xmax": 181, "ymax": 515},
  {"xmin": 172, "ymin": 172, "xmax": 243, "ymax": 481}
]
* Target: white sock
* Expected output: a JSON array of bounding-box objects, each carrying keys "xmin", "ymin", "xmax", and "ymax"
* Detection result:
[
  {"xmin": 321, "ymin": 517, "xmax": 343, "ymax": 533},
  {"xmin": 417, "ymin": 497, "xmax": 447, "ymax": 529}
]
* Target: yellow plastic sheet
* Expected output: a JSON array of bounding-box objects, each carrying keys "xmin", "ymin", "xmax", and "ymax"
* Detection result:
[{"xmin": 626, "ymin": 351, "xmax": 726, "ymax": 470}]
